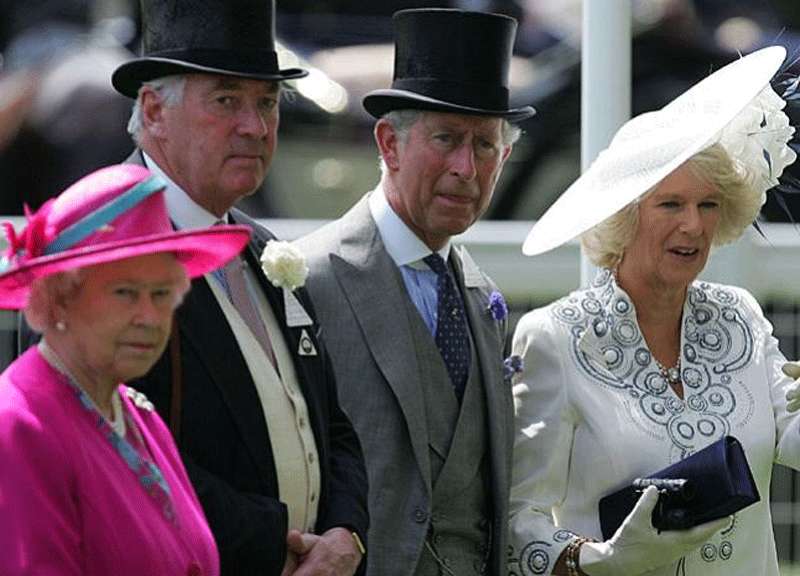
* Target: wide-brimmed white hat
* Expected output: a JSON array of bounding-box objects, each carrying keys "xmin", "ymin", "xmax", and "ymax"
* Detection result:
[{"xmin": 523, "ymin": 45, "xmax": 796, "ymax": 256}]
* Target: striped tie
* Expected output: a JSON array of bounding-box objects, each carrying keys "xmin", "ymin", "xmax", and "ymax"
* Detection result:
[{"xmin": 220, "ymin": 256, "xmax": 280, "ymax": 375}]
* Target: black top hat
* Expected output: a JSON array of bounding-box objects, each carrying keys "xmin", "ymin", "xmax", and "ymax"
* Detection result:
[
  {"xmin": 112, "ymin": 0, "xmax": 307, "ymax": 98},
  {"xmin": 363, "ymin": 9, "xmax": 535, "ymax": 122}
]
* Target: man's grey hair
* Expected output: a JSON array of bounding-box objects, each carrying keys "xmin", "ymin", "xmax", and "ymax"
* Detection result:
[
  {"xmin": 126, "ymin": 75, "xmax": 188, "ymax": 146},
  {"xmin": 126, "ymin": 74, "xmax": 289, "ymax": 146},
  {"xmin": 378, "ymin": 109, "xmax": 521, "ymax": 175},
  {"xmin": 382, "ymin": 109, "xmax": 522, "ymax": 146}
]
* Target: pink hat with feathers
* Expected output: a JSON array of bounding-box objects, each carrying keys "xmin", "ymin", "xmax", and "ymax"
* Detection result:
[{"xmin": 0, "ymin": 164, "xmax": 251, "ymax": 309}]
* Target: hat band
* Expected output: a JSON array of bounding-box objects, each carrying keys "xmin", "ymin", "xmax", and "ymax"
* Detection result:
[
  {"xmin": 44, "ymin": 176, "xmax": 165, "ymax": 256},
  {"xmin": 392, "ymin": 78, "xmax": 509, "ymax": 111},
  {"xmin": 146, "ymin": 48, "xmax": 280, "ymax": 75}
]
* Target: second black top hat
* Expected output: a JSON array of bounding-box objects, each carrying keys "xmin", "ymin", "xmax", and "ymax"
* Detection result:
[
  {"xmin": 363, "ymin": 9, "xmax": 535, "ymax": 121},
  {"xmin": 112, "ymin": 0, "xmax": 307, "ymax": 98}
]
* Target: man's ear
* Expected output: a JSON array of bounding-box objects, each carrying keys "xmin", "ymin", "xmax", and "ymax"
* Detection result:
[
  {"xmin": 374, "ymin": 119, "xmax": 401, "ymax": 171},
  {"xmin": 140, "ymin": 88, "xmax": 168, "ymax": 139}
]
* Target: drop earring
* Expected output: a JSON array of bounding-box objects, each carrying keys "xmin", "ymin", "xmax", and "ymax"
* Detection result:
[{"xmin": 55, "ymin": 320, "xmax": 66, "ymax": 332}]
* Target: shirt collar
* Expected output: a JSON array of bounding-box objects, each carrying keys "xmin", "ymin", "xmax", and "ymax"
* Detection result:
[
  {"xmin": 368, "ymin": 183, "xmax": 450, "ymax": 268},
  {"xmin": 142, "ymin": 152, "xmax": 226, "ymax": 230}
]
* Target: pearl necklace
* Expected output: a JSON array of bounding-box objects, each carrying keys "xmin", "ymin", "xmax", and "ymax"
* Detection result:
[
  {"xmin": 610, "ymin": 269, "xmax": 683, "ymax": 387},
  {"xmin": 38, "ymin": 341, "xmax": 127, "ymax": 437},
  {"xmin": 655, "ymin": 358, "xmax": 681, "ymax": 385}
]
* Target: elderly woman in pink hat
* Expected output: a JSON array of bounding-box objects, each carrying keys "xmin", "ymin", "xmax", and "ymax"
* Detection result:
[
  {"xmin": 0, "ymin": 164, "xmax": 249, "ymax": 576},
  {"xmin": 508, "ymin": 46, "xmax": 800, "ymax": 576}
]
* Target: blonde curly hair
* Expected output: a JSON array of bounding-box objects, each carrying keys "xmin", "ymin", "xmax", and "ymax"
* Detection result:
[{"xmin": 580, "ymin": 143, "xmax": 764, "ymax": 268}]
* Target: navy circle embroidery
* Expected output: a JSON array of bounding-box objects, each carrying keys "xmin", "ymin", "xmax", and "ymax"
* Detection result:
[
  {"xmin": 645, "ymin": 372, "xmax": 668, "ymax": 394},
  {"xmin": 551, "ymin": 274, "xmax": 755, "ymax": 458},
  {"xmin": 634, "ymin": 349, "xmax": 650, "ymax": 366},
  {"xmin": 719, "ymin": 541, "xmax": 733, "ymax": 560},
  {"xmin": 601, "ymin": 346, "xmax": 622, "ymax": 369},
  {"xmin": 688, "ymin": 394, "xmax": 708, "ymax": 411},
  {"xmin": 684, "ymin": 368, "xmax": 703, "ymax": 388},
  {"xmin": 701, "ymin": 544, "xmax": 717, "ymax": 562},
  {"xmin": 698, "ymin": 419, "xmax": 716, "ymax": 436},
  {"xmin": 593, "ymin": 317, "xmax": 608, "ymax": 337},
  {"xmin": 511, "ymin": 541, "xmax": 552, "ymax": 576},
  {"xmin": 553, "ymin": 530, "xmax": 576, "ymax": 542},
  {"xmin": 583, "ymin": 298, "xmax": 602, "ymax": 315}
]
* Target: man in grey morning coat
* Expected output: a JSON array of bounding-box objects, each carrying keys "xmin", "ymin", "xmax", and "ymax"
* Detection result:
[{"xmin": 296, "ymin": 8, "xmax": 535, "ymax": 576}]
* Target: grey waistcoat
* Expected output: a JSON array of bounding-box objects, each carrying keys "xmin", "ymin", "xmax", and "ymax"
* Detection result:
[{"xmin": 405, "ymin": 297, "xmax": 491, "ymax": 576}]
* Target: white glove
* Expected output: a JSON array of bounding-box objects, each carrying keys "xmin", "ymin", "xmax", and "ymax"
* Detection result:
[
  {"xmin": 782, "ymin": 361, "xmax": 800, "ymax": 412},
  {"xmin": 579, "ymin": 486, "xmax": 730, "ymax": 576}
]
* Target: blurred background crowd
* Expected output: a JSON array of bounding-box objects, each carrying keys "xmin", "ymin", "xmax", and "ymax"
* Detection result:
[
  {"xmin": 4, "ymin": 0, "xmax": 800, "ymax": 570},
  {"xmin": 2, "ymin": 0, "xmax": 800, "ymax": 221}
]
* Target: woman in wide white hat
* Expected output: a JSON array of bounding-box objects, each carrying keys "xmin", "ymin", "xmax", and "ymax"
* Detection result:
[{"xmin": 508, "ymin": 46, "xmax": 800, "ymax": 576}]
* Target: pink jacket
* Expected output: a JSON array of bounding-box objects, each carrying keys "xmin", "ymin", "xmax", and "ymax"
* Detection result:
[{"xmin": 0, "ymin": 347, "xmax": 219, "ymax": 576}]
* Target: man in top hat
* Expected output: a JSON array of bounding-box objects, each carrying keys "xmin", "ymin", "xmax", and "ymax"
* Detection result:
[
  {"xmin": 110, "ymin": 1, "xmax": 368, "ymax": 574},
  {"xmin": 295, "ymin": 8, "xmax": 534, "ymax": 576}
]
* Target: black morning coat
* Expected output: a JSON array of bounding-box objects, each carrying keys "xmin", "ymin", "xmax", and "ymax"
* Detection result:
[{"xmin": 126, "ymin": 152, "xmax": 369, "ymax": 575}]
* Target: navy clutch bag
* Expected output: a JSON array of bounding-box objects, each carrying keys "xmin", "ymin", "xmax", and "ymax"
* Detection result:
[{"xmin": 598, "ymin": 436, "xmax": 760, "ymax": 539}]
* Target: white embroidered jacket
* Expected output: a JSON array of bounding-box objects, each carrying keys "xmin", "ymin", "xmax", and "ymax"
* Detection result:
[{"xmin": 508, "ymin": 269, "xmax": 800, "ymax": 576}]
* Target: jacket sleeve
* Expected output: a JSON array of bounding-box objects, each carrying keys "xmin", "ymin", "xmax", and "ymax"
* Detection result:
[
  {"xmin": 508, "ymin": 308, "xmax": 580, "ymax": 576},
  {"xmin": 735, "ymin": 287, "xmax": 800, "ymax": 470},
  {"xmin": 130, "ymin": 351, "xmax": 291, "ymax": 576},
  {"xmin": 180, "ymin": 454, "xmax": 290, "ymax": 574},
  {"xmin": 0, "ymin": 382, "xmax": 82, "ymax": 576},
  {"xmin": 303, "ymin": 300, "xmax": 369, "ymax": 573}
]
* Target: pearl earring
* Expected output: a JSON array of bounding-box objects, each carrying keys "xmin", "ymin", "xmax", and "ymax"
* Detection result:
[{"xmin": 55, "ymin": 320, "xmax": 66, "ymax": 332}]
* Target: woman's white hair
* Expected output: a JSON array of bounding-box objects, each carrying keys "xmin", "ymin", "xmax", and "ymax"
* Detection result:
[
  {"xmin": 126, "ymin": 75, "xmax": 187, "ymax": 146},
  {"xmin": 24, "ymin": 263, "xmax": 191, "ymax": 334},
  {"xmin": 580, "ymin": 143, "xmax": 764, "ymax": 269},
  {"xmin": 24, "ymin": 270, "xmax": 85, "ymax": 334}
]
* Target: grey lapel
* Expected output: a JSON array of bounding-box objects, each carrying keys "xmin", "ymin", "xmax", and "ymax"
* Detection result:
[
  {"xmin": 330, "ymin": 197, "xmax": 433, "ymax": 493},
  {"xmin": 452, "ymin": 247, "xmax": 510, "ymax": 525}
]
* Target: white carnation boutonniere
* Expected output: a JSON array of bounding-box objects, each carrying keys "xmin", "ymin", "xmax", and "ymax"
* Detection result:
[{"xmin": 260, "ymin": 240, "xmax": 309, "ymax": 291}]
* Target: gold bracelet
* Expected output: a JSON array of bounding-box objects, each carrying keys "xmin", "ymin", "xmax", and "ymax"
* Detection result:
[
  {"xmin": 351, "ymin": 531, "xmax": 366, "ymax": 556},
  {"xmin": 564, "ymin": 537, "xmax": 590, "ymax": 576}
]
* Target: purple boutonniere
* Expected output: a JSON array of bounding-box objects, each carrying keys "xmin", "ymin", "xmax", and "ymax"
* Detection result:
[
  {"xmin": 487, "ymin": 291, "xmax": 508, "ymax": 321},
  {"xmin": 503, "ymin": 355, "xmax": 524, "ymax": 382}
]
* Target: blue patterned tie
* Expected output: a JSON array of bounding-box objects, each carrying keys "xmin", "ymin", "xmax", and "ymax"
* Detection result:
[{"xmin": 423, "ymin": 253, "xmax": 471, "ymax": 401}]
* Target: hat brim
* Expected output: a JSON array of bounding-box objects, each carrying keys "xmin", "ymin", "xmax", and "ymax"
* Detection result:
[
  {"xmin": 112, "ymin": 58, "xmax": 309, "ymax": 98},
  {"xmin": 0, "ymin": 225, "xmax": 251, "ymax": 309},
  {"xmin": 522, "ymin": 45, "xmax": 788, "ymax": 257},
  {"xmin": 363, "ymin": 88, "xmax": 536, "ymax": 122}
]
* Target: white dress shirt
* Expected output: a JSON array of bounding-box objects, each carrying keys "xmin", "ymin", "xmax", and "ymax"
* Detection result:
[
  {"xmin": 368, "ymin": 185, "xmax": 450, "ymax": 335},
  {"xmin": 143, "ymin": 153, "xmax": 320, "ymax": 532}
]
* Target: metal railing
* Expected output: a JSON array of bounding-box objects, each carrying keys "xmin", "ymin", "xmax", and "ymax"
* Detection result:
[{"xmin": 257, "ymin": 218, "xmax": 800, "ymax": 303}]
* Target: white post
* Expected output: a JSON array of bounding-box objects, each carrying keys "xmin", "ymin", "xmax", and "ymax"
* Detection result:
[{"xmin": 580, "ymin": 0, "xmax": 632, "ymax": 285}]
